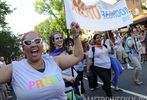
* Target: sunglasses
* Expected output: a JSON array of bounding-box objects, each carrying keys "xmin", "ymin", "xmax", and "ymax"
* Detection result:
[{"xmin": 23, "ymin": 38, "xmax": 42, "ymax": 46}]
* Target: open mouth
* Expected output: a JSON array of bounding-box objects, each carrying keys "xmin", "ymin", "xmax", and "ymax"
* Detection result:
[{"xmin": 30, "ymin": 47, "xmax": 39, "ymax": 56}]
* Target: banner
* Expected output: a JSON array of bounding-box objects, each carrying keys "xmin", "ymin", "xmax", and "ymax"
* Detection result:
[{"xmin": 64, "ymin": 0, "xmax": 133, "ymax": 31}]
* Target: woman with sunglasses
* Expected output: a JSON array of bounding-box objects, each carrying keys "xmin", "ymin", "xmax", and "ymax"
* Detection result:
[{"xmin": 0, "ymin": 22, "xmax": 83, "ymax": 100}]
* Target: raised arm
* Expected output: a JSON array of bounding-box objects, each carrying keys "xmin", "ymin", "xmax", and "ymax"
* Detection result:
[
  {"xmin": 0, "ymin": 64, "xmax": 12, "ymax": 84},
  {"xmin": 86, "ymin": 58, "xmax": 93, "ymax": 73},
  {"xmin": 54, "ymin": 22, "xmax": 84, "ymax": 70}
]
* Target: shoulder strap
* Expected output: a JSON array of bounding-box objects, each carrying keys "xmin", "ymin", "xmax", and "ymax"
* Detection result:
[
  {"xmin": 71, "ymin": 67, "xmax": 74, "ymax": 77},
  {"xmin": 92, "ymin": 46, "xmax": 95, "ymax": 53},
  {"xmin": 103, "ymin": 44, "xmax": 107, "ymax": 48},
  {"xmin": 71, "ymin": 67, "xmax": 77, "ymax": 77},
  {"xmin": 92, "ymin": 47, "xmax": 95, "ymax": 65},
  {"xmin": 103, "ymin": 39, "xmax": 107, "ymax": 48}
]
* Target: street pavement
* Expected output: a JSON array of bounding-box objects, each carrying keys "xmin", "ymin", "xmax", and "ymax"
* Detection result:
[
  {"xmin": 83, "ymin": 63, "xmax": 147, "ymax": 100},
  {"xmin": 9, "ymin": 63, "xmax": 147, "ymax": 100}
]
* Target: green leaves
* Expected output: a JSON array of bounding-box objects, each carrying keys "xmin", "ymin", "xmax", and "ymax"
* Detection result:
[
  {"xmin": 0, "ymin": 31, "xmax": 22, "ymax": 58},
  {"xmin": 0, "ymin": 1, "xmax": 13, "ymax": 29},
  {"xmin": 34, "ymin": 0, "xmax": 69, "ymax": 43},
  {"xmin": 0, "ymin": 1, "xmax": 22, "ymax": 60}
]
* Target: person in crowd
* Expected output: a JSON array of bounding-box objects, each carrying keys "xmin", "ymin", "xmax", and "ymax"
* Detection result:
[
  {"xmin": 142, "ymin": 30, "xmax": 147, "ymax": 54},
  {"xmin": 141, "ymin": 30, "xmax": 147, "ymax": 63},
  {"xmin": 135, "ymin": 33, "xmax": 143, "ymax": 62},
  {"xmin": 0, "ymin": 56, "xmax": 12, "ymax": 100},
  {"xmin": 0, "ymin": 56, "xmax": 7, "ymax": 100},
  {"xmin": 0, "ymin": 22, "xmax": 83, "ymax": 100},
  {"xmin": 48, "ymin": 31, "xmax": 64, "ymax": 56},
  {"xmin": 49, "ymin": 31, "xmax": 75, "ymax": 99},
  {"xmin": 103, "ymin": 32, "xmax": 123, "ymax": 91},
  {"xmin": 80, "ymin": 39, "xmax": 90, "ymax": 91},
  {"xmin": 115, "ymin": 31, "xmax": 134, "ymax": 70},
  {"xmin": 82, "ymin": 39, "xmax": 98, "ymax": 91},
  {"xmin": 83, "ymin": 39, "xmax": 98, "ymax": 91},
  {"xmin": 73, "ymin": 40, "xmax": 90, "ymax": 94},
  {"xmin": 74, "ymin": 61, "xmax": 86, "ymax": 95},
  {"xmin": 64, "ymin": 38, "xmax": 85, "ymax": 99},
  {"xmin": 48, "ymin": 23, "xmax": 83, "ymax": 99},
  {"xmin": 87, "ymin": 33, "xmax": 113, "ymax": 97},
  {"xmin": 125, "ymin": 27, "xmax": 143, "ymax": 85},
  {"xmin": 139, "ymin": 30, "xmax": 146, "ymax": 42}
]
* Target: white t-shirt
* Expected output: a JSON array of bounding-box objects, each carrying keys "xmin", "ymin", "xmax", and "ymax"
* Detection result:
[
  {"xmin": 115, "ymin": 35, "xmax": 124, "ymax": 51},
  {"xmin": 61, "ymin": 51, "xmax": 78, "ymax": 78},
  {"xmin": 62, "ymin": 67, "xmax": 78, "ymax": 78},
  {"xmin": 88, "ymin": 46, "xmax": 111, "ymax": 69},
  {"xmin": 11, "ymin": 54, "xmax": 67, "ymax": 100}
]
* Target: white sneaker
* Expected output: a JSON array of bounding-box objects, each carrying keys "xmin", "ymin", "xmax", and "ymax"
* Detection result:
[
  {"xmin": 121, "ymin": 67, "xmax": 125, "ymax": 70},
  {"xmin": 127, "ymin": 65, "xmax": 134, "ymax": 69},
  {"xmin": 90, "ymin": 88, "xmax": 94, "ymax": 91},
  {"xmin": 95, "ymin": 86, "xmax": 99, "ymax": 89},
  {"xmin": 6, "ymin": 96, "xmax": 13, "ymax": 100}
]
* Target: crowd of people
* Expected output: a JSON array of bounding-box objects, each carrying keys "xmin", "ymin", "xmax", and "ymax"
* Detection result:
[
  {"xmin": 0, "ymin": 57, "xmax": 13, "ymax": 100},
  {"xmin": 85, "ymin": 24, "xmax": 147, "ymax": 97},
  {"xmin": 0, "ymin": 23, "xmax": 147, "ymax": 100}
]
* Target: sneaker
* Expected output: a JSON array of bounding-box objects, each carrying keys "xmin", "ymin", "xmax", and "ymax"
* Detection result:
[
  {"xmin": 121, "ymin": 67, "xmax": 125, "ymax": 70},
  {"xmin": 6, "ymin": 96, "xmax": 13, "ymax": 100},
  {"xmin": 134, "ymin": 80, "xmax": 143, "ymax": 86},
  {"xmin": 127, "ymin": 65, "xmax": 134, "ymax": 69},
  {"xmin": 90, "ymin": 88, "xmax": 94, "ymax": 91},
  {"xmin": 114, "ymin": 88, "xmax": 123, "ymax": 92}
]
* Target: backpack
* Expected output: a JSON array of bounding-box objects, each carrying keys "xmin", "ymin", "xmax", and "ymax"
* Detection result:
[{"xmin": 125, "ymin": 37, "xmax": 133, "ymax": 53}]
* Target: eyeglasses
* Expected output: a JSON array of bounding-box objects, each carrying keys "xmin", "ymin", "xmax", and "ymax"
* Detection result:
[{"xmin": 23, "ymin": 38, "xmax": 42, "ymax": 46}]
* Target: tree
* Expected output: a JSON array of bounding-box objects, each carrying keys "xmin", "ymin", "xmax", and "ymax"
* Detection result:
[
  {"xmin": 34, "ymin": 0, "xmax": 70, "ymax": 43},
  {"xmin": 0, "ymin": 1, "xmax": 12, "ymax": 29},
  {"xmin": 0, "ymin": 1, "xmax": 22, "ymax": 62},
  {"xmin": 0, "ymin": 31, "xmax": 22, "ymax": 61},
  {"xmin": 141, "ymin": 0, "xmax": 147, "ymax": 10}
]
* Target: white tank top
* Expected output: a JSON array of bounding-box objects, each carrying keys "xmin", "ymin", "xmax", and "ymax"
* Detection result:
[{"xmin": 11, "ymin": 54, "xmax": 67, "ymax": 100}]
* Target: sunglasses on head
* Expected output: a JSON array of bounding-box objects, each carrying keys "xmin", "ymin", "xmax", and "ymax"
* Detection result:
[{"xmin": 23, "ymin": 38, "xmax": 42, "ymax": 46}]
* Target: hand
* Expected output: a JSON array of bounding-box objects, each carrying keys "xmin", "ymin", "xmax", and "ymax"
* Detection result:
[
  {"xmin": 70, "ymin": 22, "xmax": 81, "ymax": 39},
  {"xmin": 110, "ymin": 41, "xmax": 114, "ymax": 48}
]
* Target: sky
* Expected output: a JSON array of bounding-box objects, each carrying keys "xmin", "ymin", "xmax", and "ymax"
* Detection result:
[
  {"xmin": 6, "ymin": 0, "xmax": 47, "ymax": 35},
  {"xmin": 5, "ymin": 0, "xmax": 117, "ymax": 35}
]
